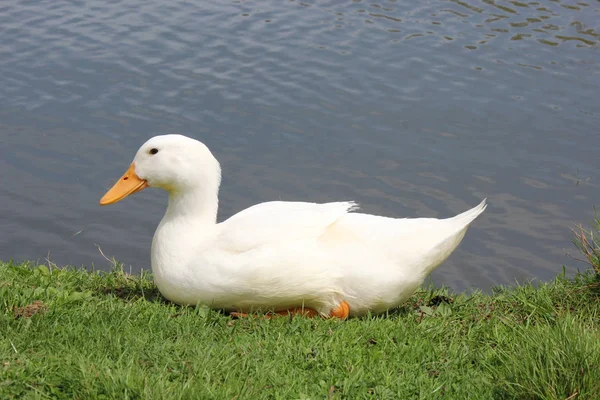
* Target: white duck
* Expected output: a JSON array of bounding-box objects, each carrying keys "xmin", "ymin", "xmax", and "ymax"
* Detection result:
[{"xmin": 100, "ymin": 134, "xmax": 486, "ymax": 319}]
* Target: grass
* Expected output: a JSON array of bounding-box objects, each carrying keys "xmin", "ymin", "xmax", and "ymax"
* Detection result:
[
  {"xmin": 1, "ymin": 219, "xmax": 600, "ymax": 399},
  {"xmin": 571, "ymin": 212, "xmax": 600, "ymax": 293}
]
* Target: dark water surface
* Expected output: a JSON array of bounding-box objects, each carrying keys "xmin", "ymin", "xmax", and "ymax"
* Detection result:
[{"xmin": 1, "ymin": 0, "xmax": 599, "ymax": 291}]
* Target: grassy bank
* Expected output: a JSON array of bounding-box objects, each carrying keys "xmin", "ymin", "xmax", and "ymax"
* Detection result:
[
  {"xmin": 2, "ymin": 217, "xmax": 600, "ymax": 399},
  {"xmin": 1, "ymin": 260, "xmax": 599, "ymax": 399}
]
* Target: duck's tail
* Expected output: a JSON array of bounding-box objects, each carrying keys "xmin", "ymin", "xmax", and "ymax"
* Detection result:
[
  {"xmin": 419, "ymin": 199, "xmax": 487, "ymax": 277},
  {"xmin": 447, "ymin": 198, "xmax": 487, "ymax": 226}
]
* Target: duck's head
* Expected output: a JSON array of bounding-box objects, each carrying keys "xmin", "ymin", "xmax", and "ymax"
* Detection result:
[{"xmin": 100, "ymin": 134, "xmax": 221, "ymax": 205}]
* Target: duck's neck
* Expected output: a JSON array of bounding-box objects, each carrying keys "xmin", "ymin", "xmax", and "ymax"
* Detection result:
[
  {"xmin": 164, "ymin": 188, "xmax": 218, "ymax": 225},
  {"xmin": 162, "ymin": 164, "xmax": 221, "ymax": 227}
]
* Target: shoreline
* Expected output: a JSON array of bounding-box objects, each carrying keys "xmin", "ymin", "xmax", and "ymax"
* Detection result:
[{"xmin": 2, "ymin": 260, "xmax": 599, "ymax": 398}]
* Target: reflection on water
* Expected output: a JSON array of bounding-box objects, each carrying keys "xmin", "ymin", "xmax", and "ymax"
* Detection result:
[{"xmin": 0, "ymin": 0, "xmax": 598, "ymax": 292}]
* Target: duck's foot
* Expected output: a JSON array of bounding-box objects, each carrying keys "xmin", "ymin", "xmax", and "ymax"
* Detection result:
[
  {"xmin": 228, "ymin": 311, "xmax": 248, "ymax": 319},
  {"xmin": 229, "ymin": 307, "xmax": 319, "ymax": 319},
  {"xmin": 273, "ymin": 307, "xmax": 320, "ymax": 318},
  {"xmin": 229, "ymin": 301, "xmax": 350, "ymax": 320},
  {"xmin": 330, "ymin": 301, "xmax": 350, "ymax": 319}
]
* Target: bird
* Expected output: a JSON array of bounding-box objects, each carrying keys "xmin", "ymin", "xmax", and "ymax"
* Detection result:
[{"xmin": 100, "ymin": 134, "xmax": 486, "ymax": 319}]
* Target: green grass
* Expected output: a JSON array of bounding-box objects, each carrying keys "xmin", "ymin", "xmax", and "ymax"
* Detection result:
[
  {"xmin": 2, "ymin": 261, "xmax": 599, "ymax": 399},
  {"xmin": 571, "ymin": 212, "xmax": 600, "ymax": 293}
]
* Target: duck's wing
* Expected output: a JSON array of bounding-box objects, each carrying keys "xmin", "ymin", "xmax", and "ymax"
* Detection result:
[{"xmin": 217, "ymin": 201, "xmax": 358, "ymax": 253}]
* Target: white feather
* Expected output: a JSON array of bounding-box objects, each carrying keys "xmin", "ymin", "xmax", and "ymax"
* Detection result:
[{"xmin": 119, "ymin": 134, "xmax": 486, "ymax": 317}]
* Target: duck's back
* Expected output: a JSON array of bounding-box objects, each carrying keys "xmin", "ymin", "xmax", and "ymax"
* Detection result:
[
  {"xmin": 327, "ymin": 199, "xmax": 486, "ymax": 276},
  {"xmin": 317, "ymin": 200, "xmax": 486, "ymax": 314}
]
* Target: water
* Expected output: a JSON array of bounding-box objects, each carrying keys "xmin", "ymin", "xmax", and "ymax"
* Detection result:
[{"xmin": 1, "ymin": 0, "xmax": 598, "ymax": 292}]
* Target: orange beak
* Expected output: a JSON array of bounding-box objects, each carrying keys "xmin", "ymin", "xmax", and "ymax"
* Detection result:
[{"xmin": 99, "ymin": 163, "xmax": 148, "ymax": 205}]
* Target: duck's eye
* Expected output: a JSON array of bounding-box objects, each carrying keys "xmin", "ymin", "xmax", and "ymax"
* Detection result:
[{"xmin": 149, "ymin": 148, "xmax": 159, "ymax": 155}]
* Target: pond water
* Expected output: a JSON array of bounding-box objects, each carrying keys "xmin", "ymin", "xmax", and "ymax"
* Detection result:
[{"xmin": 1, "ymin": 0, "xmax": 599, "ymax": 292}]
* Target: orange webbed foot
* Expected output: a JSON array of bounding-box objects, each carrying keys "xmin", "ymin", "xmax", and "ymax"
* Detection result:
[
  {"xmin": 272, "ymin": 307, "xmax": 320, "ymax": 318},
  {"xmin": 230, "ymin": 301, "xmax": 350, "ymax": 320},
  {"xmin": 229, "ymin": 311, "xmax": 249, "ymax": 319},
  {"xmin": 229, "ymin": 307, "xmax": 320, "ymax": 319},
  {"xmin": 329, "ymin": 301, "xmax": 350, "ymax": 320}
]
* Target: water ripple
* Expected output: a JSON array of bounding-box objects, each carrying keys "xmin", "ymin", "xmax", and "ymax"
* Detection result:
[{"xmin": 0, "ymin": 0, "xmax": 598, "ymax": 291}]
